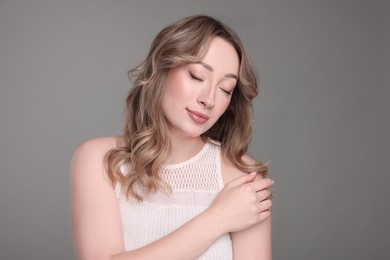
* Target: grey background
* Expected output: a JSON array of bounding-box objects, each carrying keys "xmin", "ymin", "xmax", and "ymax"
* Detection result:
[{"xmin": 0, "ymin": 0, "xmax": 388, "ymax": 259}]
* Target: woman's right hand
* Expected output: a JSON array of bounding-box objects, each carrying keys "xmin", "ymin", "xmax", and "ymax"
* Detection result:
[{"xmin": 206, "ymin": 172, "xmax": 273, "ymax": 235}]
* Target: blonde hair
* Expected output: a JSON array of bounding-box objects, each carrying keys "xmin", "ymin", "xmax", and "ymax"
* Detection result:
[{"xmin": 105, "ymin": 15, "xmax": 268, "ymax": 200}]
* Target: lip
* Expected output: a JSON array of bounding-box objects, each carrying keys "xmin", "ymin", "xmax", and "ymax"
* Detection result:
[{"xmin": 186, "ymin": 109, "xmax": 209, "ymax": 124}]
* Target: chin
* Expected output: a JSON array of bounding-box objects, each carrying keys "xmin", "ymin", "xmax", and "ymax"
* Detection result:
[
  {"xmin": 169, "ymin": 121, "xmax": 211, "ymax": 139},
  {"xmin": 181, "ymin": 128, "xmax": 208, "ymax": 139}
]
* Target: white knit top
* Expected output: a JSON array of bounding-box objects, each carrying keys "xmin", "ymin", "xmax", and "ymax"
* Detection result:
[{"xmin": 115, "ymin": 141, "xmax": 233, "ymax": 259}]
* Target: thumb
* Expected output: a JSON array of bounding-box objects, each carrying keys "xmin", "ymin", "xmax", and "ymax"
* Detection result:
[{"xmin": 228, "ymin": 172, "xmax": 257, "ymax": 187}]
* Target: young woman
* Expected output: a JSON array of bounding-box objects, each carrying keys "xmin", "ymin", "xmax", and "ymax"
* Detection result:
[{"xmin": 71, "ymin": 15, "xmax": 273, "ymax": 259}]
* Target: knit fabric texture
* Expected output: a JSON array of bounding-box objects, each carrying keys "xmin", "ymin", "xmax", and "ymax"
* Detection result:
[{"xmin": 115, "ymin": 141, "xmax": 233, "ymax": 259}]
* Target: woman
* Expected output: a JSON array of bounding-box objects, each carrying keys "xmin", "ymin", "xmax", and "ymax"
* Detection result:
[{"xmin": 71, "ymin": 15, "xmax": 273, "ymax": 259}]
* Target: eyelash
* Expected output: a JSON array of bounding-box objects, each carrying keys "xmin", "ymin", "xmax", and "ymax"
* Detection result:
[
  {"xmin": 189, "ymin": 72, "xmax": 203, "ymax": 82},
  {"xmin": 189, "ymin": 71, "xmax": 232, "ymax": 96},
  {"xmin": 220, "ymin": 88, "xmax": 232, "ymax": 95}
]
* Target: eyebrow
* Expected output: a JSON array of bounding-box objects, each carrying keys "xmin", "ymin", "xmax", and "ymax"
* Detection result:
[{"xmin": 197, "ymin": 61, "xmax": 238, "ymax": 80}]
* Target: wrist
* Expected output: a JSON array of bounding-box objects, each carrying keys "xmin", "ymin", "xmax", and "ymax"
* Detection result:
[{"xmin": 202, "ymin": 206, "xmax": 225, "ymax": 238}]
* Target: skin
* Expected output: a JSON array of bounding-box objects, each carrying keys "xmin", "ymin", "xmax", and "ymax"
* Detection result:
[
  {"xmin": 162, "ymin": 37, "xmax": 239, "ymax": 163},
  {"xmin": 71, "ymin": 37, "xmax": 273, "ymax": 259}
]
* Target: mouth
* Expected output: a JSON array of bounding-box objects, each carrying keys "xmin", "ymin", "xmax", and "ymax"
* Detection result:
[{"xmin": 186, "ymin": 109, "xmax": 209, "ymax": 124}]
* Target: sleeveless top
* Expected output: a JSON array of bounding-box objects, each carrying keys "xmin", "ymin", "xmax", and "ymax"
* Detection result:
[{"xmin": 115, "ymin": 141, "xmax": 233, "ymax": 259}]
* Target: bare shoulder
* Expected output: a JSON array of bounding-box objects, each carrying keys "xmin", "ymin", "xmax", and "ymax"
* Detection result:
[
  {"xmin": 70, "ymin": 136, "xmax": 120, "ymax": 184},
  {"xmin": 72, "ymin": 136, "xmax": 119, "ymax": 159},
  {"xmin": 221, "ymin": 154, "xmax": 264, "ymax": 186}
]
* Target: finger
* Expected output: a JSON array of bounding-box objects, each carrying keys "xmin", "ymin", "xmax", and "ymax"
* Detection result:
[
  {"xmin": 228, "ymin": 172, "xmax": 257, "ymax": 187},
  {"xmin": 255, "ymin": 189, "xmax": 271, "ymax": 202},
  {"xmin": 250, "ymin": 178, "xmax": 274, "ymax": 192},
  {"xmin": 257, "ymin": 210, "xmax": 271, "ymax": 222},
  {"xmin": 258, "ymin": 199, "xmax": 273, "ymax": 212}
]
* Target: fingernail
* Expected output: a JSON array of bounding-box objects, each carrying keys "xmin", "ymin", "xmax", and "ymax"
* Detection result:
[{"xmin": 250, "ymin": 172, "xmax": 257, "ymax": 175}]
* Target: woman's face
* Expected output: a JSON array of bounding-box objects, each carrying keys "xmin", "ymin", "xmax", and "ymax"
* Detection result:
[{"xmin": 162, "ymin": 37, "xmax": 239, "ymax": 140}]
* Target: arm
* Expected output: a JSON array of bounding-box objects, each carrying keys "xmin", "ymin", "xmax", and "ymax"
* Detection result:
[
  {"xmin": 70, "ymin": 138, "xmax": 125, "ymax": 259},
  {"xmin": 71, "ymin": 138, "xmax": 272, "ymax": 260},
  {"xmin": 230, "ymin": 173, "xmax": 272, "ymax": 260},
  {"xmin": 231, "ymin": 215, "xmax": 272, "ymax": 260},
  {"xmin": 221, "ymin": 156, "xmax": 273, "ymax": 260}
]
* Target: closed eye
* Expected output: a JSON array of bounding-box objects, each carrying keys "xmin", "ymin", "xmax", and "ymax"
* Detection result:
[
  {"xmin": 220, "ymin": 87, "xmax": 232, "ymax": 96},
  {"xmin": 189, "ymin": 72, "xmax": 203, "ymax": 82}
]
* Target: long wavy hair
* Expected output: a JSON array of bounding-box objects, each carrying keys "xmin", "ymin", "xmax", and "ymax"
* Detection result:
[{"xmin": 105, "ymin": 15, "xmax": 268, "ymax": 201}]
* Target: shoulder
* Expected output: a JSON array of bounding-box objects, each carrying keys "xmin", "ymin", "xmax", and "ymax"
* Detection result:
[
  {"xmin": 70, "ymin": 136, "xmax": 120, "ymax": 186},
  {"xmin": 220, "ymin": 154, "xmax": 264, "ymax": 185},
  {"xmin": 72, "ymin": 136, "xmax": 119, "ymax": 159},
  {"xmin": 71, "ymin": 136, "xmax": 120, "ymax": 169}
]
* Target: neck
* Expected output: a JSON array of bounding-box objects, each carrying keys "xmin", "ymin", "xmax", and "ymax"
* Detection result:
[{"xmin": 166, "ymin": 136, "xmax": 205, "ymax": 164}]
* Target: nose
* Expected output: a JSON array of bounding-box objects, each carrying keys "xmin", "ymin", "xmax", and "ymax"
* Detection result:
[{"xmin": 197, "ymin": 84, "xmax": 216, "ymax": 109}]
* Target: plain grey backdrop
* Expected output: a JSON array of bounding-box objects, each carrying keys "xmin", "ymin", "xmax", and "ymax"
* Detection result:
[{"xmin": 0, "ymin": 0, "xmax": 388, "ymax": 259}]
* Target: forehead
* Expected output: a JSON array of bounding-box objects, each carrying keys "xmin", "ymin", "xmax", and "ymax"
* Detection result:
[{"xmin": 200, "ymin": 37, "xmax": 239, "ymax": 75}]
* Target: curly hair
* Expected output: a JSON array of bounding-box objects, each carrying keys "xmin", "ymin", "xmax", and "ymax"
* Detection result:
[{"xmin": 105, "ymin": 15, "xmax": 268, "ymax": 201}]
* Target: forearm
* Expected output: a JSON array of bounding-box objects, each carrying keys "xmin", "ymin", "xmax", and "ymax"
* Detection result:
[{"xmin": 111, "ymin": 209, "xmax": 221, "ymax": 260}]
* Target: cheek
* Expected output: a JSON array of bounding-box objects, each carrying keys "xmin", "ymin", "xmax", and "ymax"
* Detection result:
[
  {"xmin": 165, "ymin": 73, "xmax": 192, "ymax": 100},
  {"xmin": 217, "ymin": 97, "xmax": 232, "ymax": 114}
]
